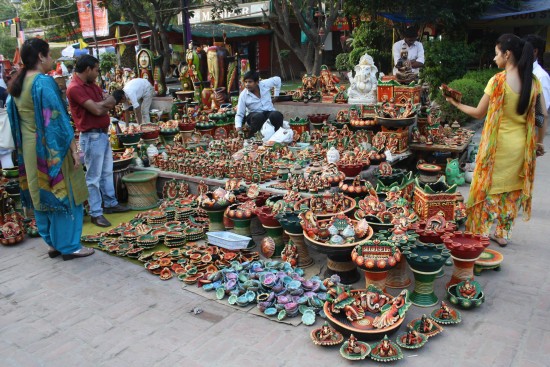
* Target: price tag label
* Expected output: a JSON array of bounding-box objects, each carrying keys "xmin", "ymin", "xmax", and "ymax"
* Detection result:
[{"xmin": 385, "ymin": 149, "xmax": 393, "ymax": 162}]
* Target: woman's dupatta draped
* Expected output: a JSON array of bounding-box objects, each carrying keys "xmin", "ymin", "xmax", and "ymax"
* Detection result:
[
  {"xmin": 465, "ymin": 71, "xmax": 540, "ymax": 232},
  {"xmin": 7, "ymin": 74, "xmax": 74, "ymax": 212}
]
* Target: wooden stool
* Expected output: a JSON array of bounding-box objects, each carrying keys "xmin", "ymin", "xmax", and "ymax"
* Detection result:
[{"xmin": 122, "ymin": 171, "xmax": 159, "ymax": 210}]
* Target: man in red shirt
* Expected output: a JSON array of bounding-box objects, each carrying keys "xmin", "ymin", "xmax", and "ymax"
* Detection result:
[{"xmin": 67, "ymin": 55, "xmax": 129, "ymax": 227}]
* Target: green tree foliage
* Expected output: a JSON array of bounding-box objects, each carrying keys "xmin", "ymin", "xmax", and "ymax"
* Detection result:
[
  {"xmin": 420, "ymin": 39, "xmax": 476, "ymax": 97},
  {"xmin": 347, "ymin": 20, "xmax": 393, "ymax": 73},
  {"xmin": 334, "ymin": 53, "xmax": 351, "ymax": 71},
  {"xmin": 0, "ymin": 0, "xmax": 17, "ymax": 58},
  {"xmin": 100, "ymin": 52, "xmax": 117, "ymax": 73},
  {"xmin": 345, "ymin": 0, "xmax": 494, "ymax": 37},
  {"xmin": 263, "ymin": 1, "xmax": 341, "ymax": 75}
]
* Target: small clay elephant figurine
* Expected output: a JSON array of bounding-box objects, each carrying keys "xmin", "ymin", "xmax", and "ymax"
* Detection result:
[{"xmin": 445, "ymin": 158, "xmax": 465, "ymax": 186}]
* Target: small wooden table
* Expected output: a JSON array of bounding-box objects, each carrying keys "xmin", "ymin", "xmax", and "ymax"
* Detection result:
[{"xmin": 409, "ymin": 135, "xmax": 473, "ymax": 160}]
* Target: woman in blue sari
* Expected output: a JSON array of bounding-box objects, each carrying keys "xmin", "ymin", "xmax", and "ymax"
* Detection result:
[{"xmin": 7, "ymin": 38, "xmax": 93, "ymax": 260}]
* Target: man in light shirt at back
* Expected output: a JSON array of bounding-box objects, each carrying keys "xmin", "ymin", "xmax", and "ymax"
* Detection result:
[
  {"xmin": 234, "ymin": 70, "xmax": 283, "ymax": 137},
  {"xmin": 113, "ymin": 77, "xmax": 154, "ymax": 124},
  {"xmin": 524, "ymin": 34, "xmax": 550, "ymax": 114},
  {"xmin": 392, "ymin": 26, "xmax": 425, "ymax": 76}
]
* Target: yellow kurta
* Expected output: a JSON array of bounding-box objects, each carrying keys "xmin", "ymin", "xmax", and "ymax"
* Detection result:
[{"xmin": 486, "ymin": 82, "xmax": 528, "ymax": 194}]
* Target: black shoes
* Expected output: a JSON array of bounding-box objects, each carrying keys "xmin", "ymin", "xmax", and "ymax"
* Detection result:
[
  {"xmin": 62, "ymin": 247, "xmax": 95, "ymax": 261},
  {"xmin": 103, "ymin": 204, "xmax": 130, "ymax": 214},
  {"xmin": 91, "ymin": 215, "xmax": 112, "ymax": 227},
  {"xmin": 48, "ymin": 249, "xmax": 61, "ymax": 258}
]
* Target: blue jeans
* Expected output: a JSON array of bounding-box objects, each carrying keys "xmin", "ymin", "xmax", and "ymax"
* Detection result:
[{"xmin": 79, "ymin": 132, "xmax": 118, "ymax": 217}]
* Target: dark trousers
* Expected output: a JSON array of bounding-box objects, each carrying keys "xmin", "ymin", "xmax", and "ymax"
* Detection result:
[{"xmin": 246, "ymin": 111, "xmax": 284, "ymax": 136}]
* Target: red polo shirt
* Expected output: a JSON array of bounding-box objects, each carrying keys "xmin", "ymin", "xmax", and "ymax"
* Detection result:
[{"xmin": 67, "ymin": 74, "xmax": 110, "ymax": 132}]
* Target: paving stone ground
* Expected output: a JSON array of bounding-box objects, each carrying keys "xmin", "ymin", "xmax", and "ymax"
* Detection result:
[{"xmin": 1, "ymin": 134, "xmax": 550, "ymax": 367}]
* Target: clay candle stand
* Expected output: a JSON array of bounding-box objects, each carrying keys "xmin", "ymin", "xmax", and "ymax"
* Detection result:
[
  {"xmin": 410, "ymin": 212, "xmax": 457, "ymax": 245},
  {"xmin": 302, "ymin": 213, "xmax": 374, "ymax": 284},
  {"xmin": 441, "ymin": 231, "xmax": 490, "ymax": 288},
  {"xmin": 276, "ymin": 210, "xmax": 315, "ymax": 268},
  {"xmin": 401, "ymin": 242, "xmax": 451, "ymax": 307},
  {"xmin": 376, "ymin": 229, "xmax": 418, "ymax": 289},
  {"xmin": 294, "ymin": 193, "xmax": 355, "ymax": 219},
  {"xmin": 351, "ymin": 239, "xmax": 401, "ymax": 291}
]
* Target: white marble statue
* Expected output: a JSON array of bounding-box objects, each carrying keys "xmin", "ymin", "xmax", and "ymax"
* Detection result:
[{"xmin": 347, "ymin": 52, "xmax": 378, "ymax": 104}]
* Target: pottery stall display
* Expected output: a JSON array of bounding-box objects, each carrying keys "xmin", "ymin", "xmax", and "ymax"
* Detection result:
[
  {"xmin": 338, "ymin": 176, "xmax": 375, "ymax": 199},
  {"xmin": 324, "ymin": 284, "xmax": 411, "ymax": 341},
  {"xmin": 308, "ymin": 114, "xmax": 330, "ymax": 130},
  {"xmin": 255, "ymin": 206, "xmax": 284, "ymax": 258},
  {"xmin": 351, "ymin": 239, "xmax": 401, "ymax": 291},
  {"xmin": 354, "ymin": 192, "xmax": 417, "ymax": 234},
  {"xmin": 401, "ymin": 242, "xmax": 451, "ymax": 307},
  {"xmin": 441, "ymin": 231, "xmax": 490, "ymax": 288},
  {"xmin": 294, "ymin": 193, "xmax": 355, "ymax": 219},
  {"xmin": 302, "ymin": 212, "xmax": 374, "ymax": 284},
  {"xmin": 413, "ymin": 176, "xmax": 458, "ymax": 222}
]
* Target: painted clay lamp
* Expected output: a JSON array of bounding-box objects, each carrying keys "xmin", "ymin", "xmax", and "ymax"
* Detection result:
[
  {"xmin": 441, "ymin": 231, "xmax": 490, "ymax": 288},
  {"xmin": 369, "ymin": 335, "xmax": 403, "ymax": 362},
  {"xmin": 395, "ymin": 327, "xmax": 428, "ymax": 350},
  {"xmin": 310, "ymin": 322, "xmax": 344, "ymax": 346},
  {"xmin": 376, "ymin": 228, "xmax": 418, "ymax": 289},
  {"xmin": 407, "ymin": 314, "xmax": 444, "ymax": 338},
  {"xmin": 430, "ymin": 301, "xmax": 461, "ymax": 325},
  {"xmin": 351, "ymin": 239, "xmax": 401, "ymax": 291},
  {"xmin": 447, "ymin": 278, "xmax": 485, "ymax": 309},
  {"xmin": 401, "ymin": 242, "xmax": 451, "ymax": 307},
  {"xmin": 339, "ymin": 334, "xmax": 371, "ymax": 361}
]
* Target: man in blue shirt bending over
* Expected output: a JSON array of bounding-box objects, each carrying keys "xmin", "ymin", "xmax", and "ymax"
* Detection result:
[{"xmin": 234, "ymin": 70, "xmax": 284, "ymax": 137}]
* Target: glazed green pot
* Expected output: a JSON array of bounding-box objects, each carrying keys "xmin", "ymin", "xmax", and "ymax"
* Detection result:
[
  {"xmin": 206, "ymin": 209, "xmax": 225, "ymax": 232},
  {"xmin": 264, "ymin": 225, "xmax": 285, "ymax": 257}
]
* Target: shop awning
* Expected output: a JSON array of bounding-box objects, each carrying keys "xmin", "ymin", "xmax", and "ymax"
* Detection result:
[
  {"xmin": 479, "ymin": 0, "xmax": 550, "ymax": 20},
  {"xmin": 169, "ymin": 23, "xmax": 272, "ymax": 38}
]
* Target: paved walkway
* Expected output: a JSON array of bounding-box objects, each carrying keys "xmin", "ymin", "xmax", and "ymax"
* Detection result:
[{"xmin": 2, "ymin": 140, "xmax": 550, "ymax": 367}]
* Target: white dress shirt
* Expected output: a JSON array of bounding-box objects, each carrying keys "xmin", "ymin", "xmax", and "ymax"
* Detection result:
[
  {"xmin": 533, "ymin": 61, "xmax": 550, "ymax": 112},
  {"xmin": 235, "ymin": 76, "xmax": 281, "ymax": 128},
  {"xmin": 392, "ymin": 40, "xmax": 425, "ymax": 75}
]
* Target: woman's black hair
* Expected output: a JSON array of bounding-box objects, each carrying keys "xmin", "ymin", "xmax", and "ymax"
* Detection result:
[
  {"xmin": 8, "ymin": 38, "xmax": 50, "ymax": 98},
  {"xmin": 496, "ymin": 33, "xmax": 534, "ymax": 115}
]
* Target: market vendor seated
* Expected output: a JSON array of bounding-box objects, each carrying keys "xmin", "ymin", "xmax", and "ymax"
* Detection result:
[{"xmin": 234, "ymin": 70, "xmax": 284, "ymax": 137}]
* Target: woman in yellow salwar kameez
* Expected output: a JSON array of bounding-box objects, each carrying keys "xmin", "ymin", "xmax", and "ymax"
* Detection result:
[{"xmin": 445, "ymin": 34, "xmax": 548, "ymax": 247}]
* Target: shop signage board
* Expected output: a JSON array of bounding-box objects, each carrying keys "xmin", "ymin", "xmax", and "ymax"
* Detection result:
[{"xmin": 180, "ymin": 1, "xmax": 270, "ymax": 24}]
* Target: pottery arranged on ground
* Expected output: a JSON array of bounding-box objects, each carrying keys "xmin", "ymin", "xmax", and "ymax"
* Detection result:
[
  {"xmin": 294, "ymin": 193, "xmax": 355, "ymax": 219},
  {"xmin": 441, "ymin": 231, "xmax": 490, "ymax": 287},
  {"xmin": 447, "ymin": 278, "xmax": 485, "ymax": 309}
]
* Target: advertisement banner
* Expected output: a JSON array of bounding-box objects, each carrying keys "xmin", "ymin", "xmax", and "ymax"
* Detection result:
[{"xmin": 77, "ymin": 0, "xmax": 109, "ymax": 38}]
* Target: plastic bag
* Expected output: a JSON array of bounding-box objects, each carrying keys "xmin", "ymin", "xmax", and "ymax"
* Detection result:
[
  {"xmin": 268, "ymin": 127, "xmax": 294, "ymax": 143},
  {"xmin": 261, "ymin": 119, "xmax": 275, "ymax": 141},
  {"xmin": 0, "ymin": 108, "xmax": 14, "ymax": 150}
]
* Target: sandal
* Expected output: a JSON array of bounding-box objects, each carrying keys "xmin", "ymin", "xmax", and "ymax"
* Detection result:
[{"xmin": 489, "ymin": 234, "xmax": 508, "ymax": 247}]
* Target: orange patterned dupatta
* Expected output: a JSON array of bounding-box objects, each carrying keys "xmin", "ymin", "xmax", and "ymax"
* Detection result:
[{"xmin": 465, "ymin": 71, "xmax": 540, "ymax": 232}]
